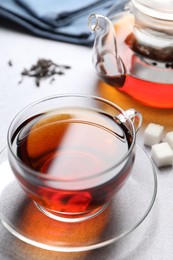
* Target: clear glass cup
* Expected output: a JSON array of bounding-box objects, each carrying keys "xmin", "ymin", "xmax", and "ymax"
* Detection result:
[{"xmin": 7, "ymin": 94, "xmax": 142, "ymax": 222}]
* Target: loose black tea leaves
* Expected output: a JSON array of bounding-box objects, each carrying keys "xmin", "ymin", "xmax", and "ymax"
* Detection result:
[{"xmin": 19, "ymin": 59, "xmax": 71, "ymax": 87}]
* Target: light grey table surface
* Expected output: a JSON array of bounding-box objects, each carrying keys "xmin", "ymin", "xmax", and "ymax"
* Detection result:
[{"xmin": 0, "ymin": 22, "xmax": 173, "ymax": 260}]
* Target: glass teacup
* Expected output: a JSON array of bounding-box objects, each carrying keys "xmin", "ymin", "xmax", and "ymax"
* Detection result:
[{"xmin": 7, "ymin": 94, "xmax": 142, "ymax": 222}]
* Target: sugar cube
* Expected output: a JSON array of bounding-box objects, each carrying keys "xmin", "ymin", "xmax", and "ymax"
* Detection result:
[
  {"xmin": 165, "ymin": 131, "xmax": 173, "ymax": 150},
  {"xmin": 144, "ymin": 123, "xmax": 164, "ymax": 147},
  {"xmin": 151, "ymin": 142, "xmax": 173, "ymax": 167}
]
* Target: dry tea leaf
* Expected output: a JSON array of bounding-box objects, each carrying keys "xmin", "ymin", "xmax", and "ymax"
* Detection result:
[{"xmin": 8, "ymin": 60, "xmax": 13, "ymax": 67}]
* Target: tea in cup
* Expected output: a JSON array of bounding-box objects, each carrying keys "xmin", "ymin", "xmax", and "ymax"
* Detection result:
[{"xmin": 7, "ymin": 95, "xmax": 142, "ymax": 222}]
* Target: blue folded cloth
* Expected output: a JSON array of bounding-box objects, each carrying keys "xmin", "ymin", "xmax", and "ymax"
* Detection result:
[{"xmin": 0, "ymin": 0, "xmax": 119, "ymax": 46}]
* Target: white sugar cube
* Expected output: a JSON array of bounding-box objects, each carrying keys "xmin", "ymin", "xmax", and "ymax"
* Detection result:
[
  {"xmin": 165, "ymin": 131, "xmax": 173, "ymax": 149},
  {"xmin": 144, "ymin": 123, "xmax": 164, "ymax": 147},
  {"xmin": 151, "ymin": 142, "xmax": 173, "ymax": 167}
]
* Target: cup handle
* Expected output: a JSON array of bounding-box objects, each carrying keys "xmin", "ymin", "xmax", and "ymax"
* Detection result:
[{"xmin": 117, "ymin": 108, "xmax": 142, "ymax": 132}]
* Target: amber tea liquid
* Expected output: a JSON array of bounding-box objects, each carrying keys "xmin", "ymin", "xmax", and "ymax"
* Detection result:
[{"xmin": 11, "ymin": 108, "xmax": 134, "ymax": 214}]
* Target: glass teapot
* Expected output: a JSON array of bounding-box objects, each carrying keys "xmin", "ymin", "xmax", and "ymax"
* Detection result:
[{"xmin": 88, "ymin": 0, "xmax": 173, "ymax": 108}]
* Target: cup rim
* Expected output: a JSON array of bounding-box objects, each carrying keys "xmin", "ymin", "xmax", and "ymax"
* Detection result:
[{"xmin": 7, "ymin": 94, "xmax": 136, "ymax": 182}]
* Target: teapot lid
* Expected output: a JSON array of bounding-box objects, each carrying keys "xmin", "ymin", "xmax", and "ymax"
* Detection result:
[{"xmin": 132, "ymin": 0, "xmax": 173, "ymax": 20}]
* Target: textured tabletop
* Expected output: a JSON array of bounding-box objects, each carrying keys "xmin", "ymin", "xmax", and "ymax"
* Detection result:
[{"xmin": 0, "ymin": 22, "xmax": 173, "ymax": 260}]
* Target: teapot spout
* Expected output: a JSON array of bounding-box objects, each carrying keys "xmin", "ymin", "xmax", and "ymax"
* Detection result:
[{"xmin": 88, "ymin": 14, "xmax": 126, "ymax": 87}]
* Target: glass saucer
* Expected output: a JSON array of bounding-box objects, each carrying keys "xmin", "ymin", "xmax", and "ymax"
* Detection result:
[{"xmin": 0, "ymin": 145, "xmax": 157, "ymax": 252}]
